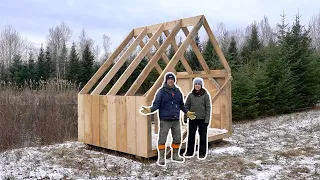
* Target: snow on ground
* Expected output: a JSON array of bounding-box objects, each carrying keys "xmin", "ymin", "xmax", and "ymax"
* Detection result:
[{"xmin": 1, "ymin": 108, "xmax": 320, "ymax": 179}]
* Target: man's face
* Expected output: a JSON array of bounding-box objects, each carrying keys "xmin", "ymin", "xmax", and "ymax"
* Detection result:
[{"xmin": 167, "ymin": 78, "xmax": 175, "ymax": 87}]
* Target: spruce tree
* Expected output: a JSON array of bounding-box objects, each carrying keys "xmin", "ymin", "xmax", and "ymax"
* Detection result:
[
  {"xmin": 27, "ymin": 52, "xmax": 37, "ymax": 87},
  {"xmin": 227, "ymin": 36, "xmax": 240, "ymax": 70},
  {"xmin": 232, "ymin": 64, "xmax": 259, "ymax": 120},
  {"xmin": 79, "ymin": 43, "xmax": 94, "ymax": 87},
  {"xmin": 44, "ymin": 46, "xmax": 55, "ymax": 80},
  {"xmin": 281, "ymin": 14, "xmax": 320, "ymax": 109},
  {"xmin": 8, "ymin": 55, "xmax": 26, "ymax": 87},
  {"xmin": 66, "ymin": 42, "xmax": 80, "ymax": 83},
  {"xmin": 188, "ymin": 33, "xmax": 202, "ymax": 70},
  {"xmin": 202, "ymin": 38, "xmax": 220, "ymax": 69},
  {"xmin": 37, "ymin": 46, "xmax": 46, "ymax": 82},
  {"xmin": 241, "ymin": 23, "xmax": 263, "ymax": 64}
]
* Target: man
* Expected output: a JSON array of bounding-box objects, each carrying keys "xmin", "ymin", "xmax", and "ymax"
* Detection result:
[{"xmin": 140, "ymin": 72, "xmax": 195, "ymax": 166}]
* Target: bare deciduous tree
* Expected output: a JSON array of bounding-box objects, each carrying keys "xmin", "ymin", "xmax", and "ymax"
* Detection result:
[
  {"xmin": 309, "ymin": 13, "xmax": 320, "ymax": 52},
  {"xmin": 259, "ymin": 16, "xmax": 275, "ymax": 46},
  {"xmin": 78, "ymin": 28, "xmax": 94, "ymax": 58},
  {"xmin": 46, "ymin": 21, "xmax": 72, "ymax": 79},
  {"xmin": 214, "ymin": 22, "xmax": 231, "ymax": 53},
  {"xmin": 0, "ymin": 25, "xmax": 26, "ymax": 68}
]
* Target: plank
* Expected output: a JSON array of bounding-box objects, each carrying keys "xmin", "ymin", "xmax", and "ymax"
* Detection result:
[
  {"xmin": 77, "ymin": 94, "xmax": 85, "ymax": 142},
  {"xmin": 116, "ymin": 96, "xmax": 127, "ymax": 152},
  {"xmin": 107, "ymin": 95, "xmax": 117, "ymax": 150},
  {"xmin": 176, "ymin": 70, "xmax": 227, "ymax": 78},
  {"xmin": 99, "ymin": 95, "xmax": 108, "ymax": 148},
  {"xmin": 91, "ymin": 95, "xmax": 100, "ymax": 146},
  {"xmin": 84, "ymin": 95, "xmax": 92, "ymax": 144},
  {"xmin": 135, "ymin": 96, "xmax": 151, "ymax": 157},
  {"xmin": 126, "ymin": 96, "xmax": 137, "ymax": 155}
]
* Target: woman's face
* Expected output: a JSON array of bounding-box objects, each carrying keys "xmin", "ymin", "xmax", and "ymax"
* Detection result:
[{"xmin": 194, "ymin": 83, "xmax": 201, "ymax": 91}]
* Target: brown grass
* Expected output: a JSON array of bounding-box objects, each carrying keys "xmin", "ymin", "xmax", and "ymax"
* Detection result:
[
  {"xmin": 279, "ymin": 147, "xmax": 315, "ymax": 158},
  {"xmin": 0, "ymin": 79, "xmax": 79, "ymax": 152}
]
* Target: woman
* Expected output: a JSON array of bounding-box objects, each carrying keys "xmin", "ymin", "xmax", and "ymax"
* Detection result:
[{"xmin": 184, "ymin": 77, "xmax": 211, "ymax": 160}]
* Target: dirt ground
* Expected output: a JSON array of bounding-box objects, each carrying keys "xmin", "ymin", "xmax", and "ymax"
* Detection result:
[{"xmin": 1, "ymin": 108, "xmax": 319, "ymax": 179}]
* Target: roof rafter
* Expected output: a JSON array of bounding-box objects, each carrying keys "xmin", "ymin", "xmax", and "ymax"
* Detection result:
[
  {"xmin": 203, "ymin": 17, "xmax": 231, "ymax": 74},
  {"xmin": 91, "ymin": 27, "xmax": 148, "ymax": 95},
  {"xmin": 133, "ymin": 15, "xmax": 202, "ymax": 36},
  {"xmin": 107, "ymin": 24, "xmax": 165, "ymax": 95},
  {"xmin": 79, "ymin": 30, "xmax": 134, "ymax": 94},
  {"xmin": 145, "ymin": 16, "xmax": 205, "ymax": 99},
  {"xmin": 163, "ymin": 30, "xmax": 193, "ymax": 74},
  {"xmin": 125, "ymin": 20, "xmax": 183, "ymax": 96}
]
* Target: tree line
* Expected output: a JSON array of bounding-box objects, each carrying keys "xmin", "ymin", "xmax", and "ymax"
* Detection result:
[{"xmin": 0, "ymin": 12, "xmax": 320, "ymax": 120}]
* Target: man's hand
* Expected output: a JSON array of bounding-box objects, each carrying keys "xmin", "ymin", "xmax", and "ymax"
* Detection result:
[
  {"xmin": 140, "ymin": 106, "xmax": 151, "ymax": 114},
  {"xmin": 186, "ymin": 111, "xmax": 196, "ymax": 120}
]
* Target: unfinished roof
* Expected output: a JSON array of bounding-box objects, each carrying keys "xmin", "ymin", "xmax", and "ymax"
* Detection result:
[{"xmin": 79, "ymin": 15, "xmax": 231, "ymax": 99}]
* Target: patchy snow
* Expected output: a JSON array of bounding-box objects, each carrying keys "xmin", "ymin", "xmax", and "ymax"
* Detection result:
[
  {"xmin": 1, "ymin": 108, "xmax": 320, "ymax": 179},
  {"xmin": 209, "ymin": 146, "xmax": 245, "ymax": 155}
]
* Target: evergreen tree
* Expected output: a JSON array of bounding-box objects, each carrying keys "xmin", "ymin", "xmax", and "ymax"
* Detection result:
[
  {"xmin": 227, "ymin": 36, "xmax": 240, "ymax": 70},
  {"xmin": 0, "ymin": 63, "xmax": 8, "ymax": 82},
  {"xmin": 202, "ymin": 38, "xmax": 220, "ymax": 69},
  {"xmin": 44, "ymin": 46, "xmax": 55, "ymax": 80},
  {"xmin": 58, "ymin": 41, "xmax": 68, "ymax": 80},
  {"xmin": 241, "ymin": 23, "xmax": 263, "ymax": 64},
  {"xmin": 66, "ymin": 42, "xmax": 80, "ymax": 83},
  {"xmin": 27, "ymin": 52, "xmax": 37, "ymax": 86},
  {"xmin": 232, "ymin": 64, "xmax": 259, "ymax": 120},
  {"xmin": 280, "ymin": 14, "xmax": 320, "ymax": 109},
  {"xmin": 188, "ymin": 33, "xmax": 202, "ymax": 70},
  {"xmin": 37, "ymin": 46, "xmax": 46, "ymax": 82},
  {"xmin": 8, "ymin": 55, "xmax": 27, "ymax": 87},
  {"xmin": 79, "ymin": 43, "xmax": 95, "ymax": 87}
]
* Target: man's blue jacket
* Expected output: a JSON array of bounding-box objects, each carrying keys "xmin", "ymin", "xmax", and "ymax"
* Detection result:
[{"xmin": 150, "ymin": 83, "xmax": 188, "ymax": 120}]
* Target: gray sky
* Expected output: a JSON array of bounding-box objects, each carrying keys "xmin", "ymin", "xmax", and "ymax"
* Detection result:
[{"xmin": 1, "ymin": 0, "xmax": 319, "ymax": 52}]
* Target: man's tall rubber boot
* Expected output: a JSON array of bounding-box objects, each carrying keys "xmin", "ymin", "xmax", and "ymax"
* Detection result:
[
  {"xmin": 172, "ymin": 148, "xmax": 185, "ymax": 163},
  {"xmin": 157, "ymin": 149, "xmax": 166, "ymax": 166}
]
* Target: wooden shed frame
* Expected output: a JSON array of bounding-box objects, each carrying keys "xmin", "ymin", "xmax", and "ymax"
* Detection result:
[{"xmin": 78, "ymin": 15, "xmax": 233, "ymax": 158}]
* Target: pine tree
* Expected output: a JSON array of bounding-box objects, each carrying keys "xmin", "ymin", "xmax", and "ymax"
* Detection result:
[{"xmin": 66, "ymin": 42, "xmax": 80, "ymax": 83}]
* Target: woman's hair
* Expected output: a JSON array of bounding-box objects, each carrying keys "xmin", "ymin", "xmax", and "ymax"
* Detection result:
[{"xmin": 192, "ymin": 86, "xmax": 206, "ymax": 96}]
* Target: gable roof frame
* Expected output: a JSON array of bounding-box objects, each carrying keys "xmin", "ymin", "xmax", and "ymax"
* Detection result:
[{"xmin": 79, "ymin": 15, "xmax": 232, "ymax": 99}]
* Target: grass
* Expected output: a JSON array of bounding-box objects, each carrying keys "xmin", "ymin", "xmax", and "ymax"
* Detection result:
[{"xmin": 0, "ymin": 79, "xmax": 79, "ymax": 153}]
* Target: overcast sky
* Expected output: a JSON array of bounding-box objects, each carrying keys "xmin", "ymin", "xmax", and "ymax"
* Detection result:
[{"xmin": 1, "ymin": 0, "xmax": 319, "ymax": 51}]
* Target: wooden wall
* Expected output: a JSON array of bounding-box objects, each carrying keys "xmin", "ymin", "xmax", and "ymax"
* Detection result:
[
  {"xmin": 176, "ymin": 73, "xmax": 232, "ymax": 134},
  {"xmin": 78, "ymin": 94, "xmax": 152, "ymax": 157}
]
